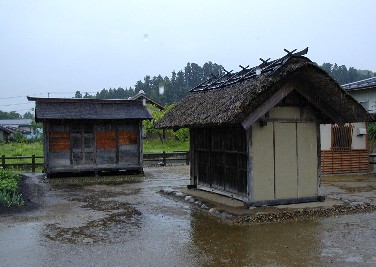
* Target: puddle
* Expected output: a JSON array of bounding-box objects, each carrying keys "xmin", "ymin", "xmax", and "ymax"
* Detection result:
[{"xmin": 2, "ymin": 167, "xmax": 376, "ymax": 266}]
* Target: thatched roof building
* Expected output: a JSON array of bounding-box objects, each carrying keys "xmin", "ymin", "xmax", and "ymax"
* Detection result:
[
  {"xmin": 157, "ymin": 49, "xmax": 372, "ymax": 129},
  {"xmin": 156, "ymin": 48, "xmax": 372, "ymax": 206}
]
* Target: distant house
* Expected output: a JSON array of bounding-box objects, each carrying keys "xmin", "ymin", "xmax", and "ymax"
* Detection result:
[
  {"xmin": 0, "ymin": 120, "xmax": 33, "ymax": 142},
  {"xmin": 320, "ymin": 77, "xmax": 376, "ymax": 174},
  {"xmin": 156, "ymin": 48, "xmax": 372, "ymax": 206},
  {"xmin": 131, "ymin": 90, "xmax": 164, "ymax": 110},
  {"xmin": 0, "ymin": 125, "xmax": 12, "ymax": 142},
  {"xmin": 28, "ymin": 97, "xmax": 152, "ymax": 177},
  {"xmin": 0, "ymin": 119, "xmax": 32, "ymax": 130},
  {"xmin": 342, "ymin": 77, "xmax": 376, "ymax": 114},
  {"xmin": 131, "ymin": 90, "xmax": 165, "ymax": 139}
]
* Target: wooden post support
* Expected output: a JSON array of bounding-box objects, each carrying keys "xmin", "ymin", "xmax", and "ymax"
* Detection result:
[
  {"xmin": 32, "ymin": 155, "xmax": 36, "ymax": 173},
  {"xmin": 163, "ymin": 151, "xmax": 166, "ymax": 166},
  {"xmin": 186, "ymin": 151, "xmax": 190, "ymax": 165},
  {"xmin": 1, "ymin": 155, "xmax": 5, "ymax": 169}
]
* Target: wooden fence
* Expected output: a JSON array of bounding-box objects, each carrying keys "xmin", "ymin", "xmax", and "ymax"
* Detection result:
[
  {"xmin": 0, "ymin": 151, "xmax": 190, "ymax": 172},
  {"xmin": 1, "ymin": 155, "xmax": 44, "ymax": 172}
]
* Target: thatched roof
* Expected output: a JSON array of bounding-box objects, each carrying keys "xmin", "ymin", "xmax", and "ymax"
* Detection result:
[
  {"xmin": 156, "ymin": 52, "xmax": 373, "ymax": 129},
  {"xmin": 27, "ymin": 97, "xmax": 152, "ymax": 121}
]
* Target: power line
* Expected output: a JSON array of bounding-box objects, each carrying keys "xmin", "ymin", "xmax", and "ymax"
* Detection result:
[
  {"xmin": 0, "ymin": 92, "xmax": 45, "ymax": 100},
  {"xmin": 0, "ymin": 102, "xmax": 30, "ymax": 107},
  {"xmin": 0, "ymin": 91, "xmax": 98, "ymax": 100}
]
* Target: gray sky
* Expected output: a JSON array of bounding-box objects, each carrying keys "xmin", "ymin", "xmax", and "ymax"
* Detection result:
[{"xmin": 1, "ymin": 0, "xmax": 375, "ymax": 114}]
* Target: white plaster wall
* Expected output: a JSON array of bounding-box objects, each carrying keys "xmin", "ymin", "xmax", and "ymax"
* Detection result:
[
  {"xmin": 320, "ymin": 124, "xmax": 331, "ymax": 150},
  {"xmin": 320, "ymin": 122, "xmax": 367, "ymax": 150},
  {"xmin": 349, "ymin": 88, "xmax": 376, "ymax": 114},
  {"xmin": 351, "ymin": 122, "xmax": 367, "ymax": 149}
]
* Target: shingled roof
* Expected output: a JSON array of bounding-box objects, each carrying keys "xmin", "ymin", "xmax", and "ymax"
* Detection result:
[
  {"xmin": 156, "ymin": 48, "xmax": 373, "ymax": 129},
  {"xmin": 342, "ymin": 77, "xmax": 376, "ymax": 91},
  {"xmin": 27, "ymin": 97, "xmax": 152, "ymax": 121}
]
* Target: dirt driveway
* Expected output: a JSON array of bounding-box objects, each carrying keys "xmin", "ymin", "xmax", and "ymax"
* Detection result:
[{"xmin": 0, "ymin": 166, "xmax": 376, "ymax": 266}]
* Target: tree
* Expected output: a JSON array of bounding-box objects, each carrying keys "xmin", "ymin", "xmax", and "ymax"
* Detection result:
[
  {"xmin": 23, "ymin": 111, "xmax": 34, "ymax": 119},
  {"xmin": 0, "ymin": 111, "xmax": 22, "ymax": 119},
  {"xmin": 143, "ymin": 104, "xmax": 189, "ymax": 143},
  {"xmin": 319, "ymin": 62, "xmax": 375, "ymax": 85},
  {"xmin": 74, "ymin": 91, "xmax": 82, "ymax": 98}
]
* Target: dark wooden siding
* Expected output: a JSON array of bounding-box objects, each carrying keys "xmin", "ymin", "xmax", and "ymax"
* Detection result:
[
  {"xmin": 118, "ymin": 122, "xmax": 139, "ymax": 165},
  {"xmin": 96, "ymin": 122, "xmax": 116, "ymax": 165},
  {"xmin": 71, "ymin": 123, "xmax": 95, "ymax": 165},
  {"xmin": 48, "ymin": 122, "xmax": 70, "ymax": 167},
  {"xmin": 46, "ymin": 120, "xmax": 141, "ymax": 174},
  {"xmin": 193, "ymin": 127, "xmax": 247, "ymax": 196}
]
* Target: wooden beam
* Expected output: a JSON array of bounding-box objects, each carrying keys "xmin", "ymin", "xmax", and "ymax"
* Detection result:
[
  {"xmin": 246, "ymin": 127, "xmax": 253, "ymax": 203},
  {"xmin": 245, "ymin": 195, "xmax": 325, "ymax": 207},
  {"xmin": 242, "ymin": 83, "xmax": 294, "ymax": 130},
  {"xmin": 295, "ymin": 83, "xmax": 347, "ymax": 125}
]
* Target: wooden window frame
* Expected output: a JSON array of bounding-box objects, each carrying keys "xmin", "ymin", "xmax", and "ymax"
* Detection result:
[{"xmin": 331, "ymin": 124, "xmax": 353, "ymax": 151}]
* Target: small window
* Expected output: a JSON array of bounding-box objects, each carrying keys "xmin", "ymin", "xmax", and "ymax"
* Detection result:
[{"xmin": 331, "ymin": 124, "xmax": 353, "ymax": 150}]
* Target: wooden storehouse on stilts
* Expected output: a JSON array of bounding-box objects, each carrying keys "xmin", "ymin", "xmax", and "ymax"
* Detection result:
[
  {"xmin": 28, "ymin": 97, "xmax": 152, "ymax": 177},
  {"xmin": 156, "ymin": 48, "xmax": 372, "ymax": 206}
]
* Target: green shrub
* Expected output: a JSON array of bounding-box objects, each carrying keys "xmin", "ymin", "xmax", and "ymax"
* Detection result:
[
  {"xmin": 368, "ymin": 123, "xmax": 376, "ymax": 141},
  {"xmin": 0, "ymin": 191, "xmax": 24, "ymax": 206},
  {"xmin": 0, "ymin": 168, "xmax": 23, "ymax": 206}
]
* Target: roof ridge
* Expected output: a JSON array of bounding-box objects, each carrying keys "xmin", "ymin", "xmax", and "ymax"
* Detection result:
[{"xmin": 190, "ymin": 47, "xmax": 309, "ymax": 92}]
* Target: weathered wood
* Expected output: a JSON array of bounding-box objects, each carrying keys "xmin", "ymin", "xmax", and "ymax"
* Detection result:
[
  {"xmin": 246, "ymin": 195, "xmax": 325, "ymax": 207},
  {"xmin": 44, "ymin": 120, "xmax": 144, "ymax": 175},
  {"xmin": 317, "ymin": 123, "xmax": 322, "ymax": 191},
  {"xmin": 193, "ymin": 127, "xmax": 247, "ymax": 197},
  {"xmin": 321, "ymin": 149, "xmax": 369, "ymax": 174},
  {"xmin": 241, "ymin": 83, "xmax": 294, "ymax": 130},
  {"xmin": 296, "ymin": 82, "xmax": 347, "ymax": 125},
  {"xmin": 246, "ymin": 127, "xmax": 253, "ymax": 203}
]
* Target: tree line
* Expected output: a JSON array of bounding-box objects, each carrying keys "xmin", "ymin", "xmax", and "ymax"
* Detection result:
[
  {"xmin": 74, "ymin": 61, "xmax": 224, "ymax": 105},
  {"xmin": 74, "ymin": 61, "xmax": 375, "ymax": 105},
  {"xmin": 0, "ymin": 110, "xmax": 33, "ymax": 120},
  {"xmin": 0, "ymin": 61, "xmax": 375, "ymax": 119},
  {"xmin": 320, "ymin": 63, "xmax": 375, "ymax": 85}
]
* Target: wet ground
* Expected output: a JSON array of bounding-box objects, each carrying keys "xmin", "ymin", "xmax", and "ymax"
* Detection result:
[{"xmin": 1, "ymin": 166, "xmax": 376, "ymax": 266}]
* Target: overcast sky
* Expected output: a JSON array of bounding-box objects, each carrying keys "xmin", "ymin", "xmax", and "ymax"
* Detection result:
[{"xmin": 1, "ymin": 0, "xmax": 375, "ymax": 114}]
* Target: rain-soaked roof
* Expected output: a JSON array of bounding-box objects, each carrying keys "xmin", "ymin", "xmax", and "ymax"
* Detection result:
[
  {"xmin": 156, "ymin": 48, "xmax": 373, "ymax": 129},
  {"xmin": 342, "ymin": 77, "xmax": 376, "ymax": 91},
  {"xmin": 27, "ymin": 97, "xmax": 152, "ymax": 121}
]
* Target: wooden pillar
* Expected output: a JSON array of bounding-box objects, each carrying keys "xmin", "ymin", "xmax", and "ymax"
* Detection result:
[
  {"xmin": 189, "ymin": 129, "xmax": 196, "ymax": 186},
  {"xmin": 32, "ymin": 155, "xmax": 36, "ymax": 173},
  {"xmin": 139, "ymin": 120, "xmax": 143, "ymax": 168},
  {"xmin": 246, "ymin": 127, "xmax": 253, "ymax": 204},
  {"xmin": 316, "ymin": 123, "xmax": 322, "ymax": 190}
]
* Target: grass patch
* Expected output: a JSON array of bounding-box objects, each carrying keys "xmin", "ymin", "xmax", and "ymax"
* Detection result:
[
  {"xmin": 143, "ymin": 138, "xmax": 189, "ymax": 153},
  {"xmin": 0, "ymin": 142, "xmax": 43, "ymax": 164}
]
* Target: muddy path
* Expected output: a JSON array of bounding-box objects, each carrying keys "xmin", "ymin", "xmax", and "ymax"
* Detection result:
[{"xmin": 1, "ymin": 166, "xmax": 376, "ymax": 266}]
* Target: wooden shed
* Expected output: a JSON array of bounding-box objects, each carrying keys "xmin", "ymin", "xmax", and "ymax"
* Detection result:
[
  {"xmin": 156, "ymin": 48, "xmax": 372, "ymax": 206},
  {"xmin": 27, "ymin": 97, "xmax": 152, "ymax": 176}
]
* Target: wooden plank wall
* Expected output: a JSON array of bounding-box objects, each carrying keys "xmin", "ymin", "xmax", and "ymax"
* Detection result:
[
  {"xmin": 46, "ymin": 120, "xmax": 140, "ymax": 172},
  {"xmin": 193, "ymin": 127, "xmax": 247, "ymax": 196},
  {"xmin": 321, "ymin": 149, "xmax": 369, "ymax": 174}
]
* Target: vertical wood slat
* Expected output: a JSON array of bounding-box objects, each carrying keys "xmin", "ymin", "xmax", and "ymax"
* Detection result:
[
  {"xmin": 331, "ymin": 124, "xmax": 353, "ymax": 150},
  {"xmin": 321, "ymin": 149, "xmax": 369, "ymax": 174}
]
